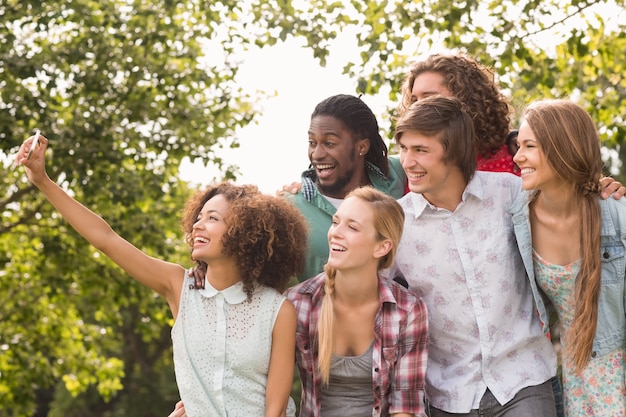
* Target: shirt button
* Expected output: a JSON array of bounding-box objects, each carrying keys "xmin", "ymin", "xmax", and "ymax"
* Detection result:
[
  {"xmin": 603, "ymin": 251, "xmax": 610, "ymax": 259},
  {"xmin": 591, "ymin": 351, "xmax": 597, "ymax": 358},
  {"xmin": 374, "ymin": 367, "xmax": 379, "ymax": 372}
]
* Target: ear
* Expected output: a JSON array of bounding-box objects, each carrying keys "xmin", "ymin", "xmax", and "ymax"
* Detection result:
[
  {"xmin": 357, "ymin": 138, "xmax": 370, "ymax": 156},
  {"xmin": 373, "ymin": 239, "xmax": 393, "ymax": 259}
]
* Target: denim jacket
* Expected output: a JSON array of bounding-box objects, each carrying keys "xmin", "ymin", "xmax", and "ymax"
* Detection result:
[{"xmin": 511, "ymin": 191, "xmax": 626, "ymax": 358}]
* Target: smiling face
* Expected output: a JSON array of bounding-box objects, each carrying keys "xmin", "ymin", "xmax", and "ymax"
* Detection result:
[
  {"xmin": 326, "ymin": 196, "xmax": 391, "ymax": 273},
  {"xmin": 308, "ymin": 115, "xmax": 368, "ymax": 198},
  {"xmin": 191, "ymin": 194, "xmax": 230, "ymax": 262},
  {"xmin": 398, "ymin": 130, "xmax": 466, "ymax": 210},
  {"xmin": 513, "ymin": 121, "xmax": 560, "ymax": 191}
]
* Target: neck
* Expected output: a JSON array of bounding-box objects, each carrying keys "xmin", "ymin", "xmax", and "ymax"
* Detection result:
[
  {"xmin": 204, "ymin": 258, "xmax": 241, "ymax": 290},
  {"xmin": 533, "ymin": 184, "xmax": 577, "ymax": 217},
  {"xmin": 333, "ymin": 267, "xmax": 379, "ymax": 306},
  {"xmin": 423, "ymin": 173, "xmax": 468, "ymax": 211}
]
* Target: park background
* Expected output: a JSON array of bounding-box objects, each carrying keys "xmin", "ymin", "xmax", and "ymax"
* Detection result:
[{"xmin": 1, "ymin": 1, "xmax": 625, "ymax": 416}]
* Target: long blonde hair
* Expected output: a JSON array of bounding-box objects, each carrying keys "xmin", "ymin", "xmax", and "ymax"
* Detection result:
[
  {"xmin": 523, "ymin": 99, "xmax": 603, "ymax": 372},
  {"xmin": 316, "ymin": 187, "xmax": 405, "ymax": 384}
]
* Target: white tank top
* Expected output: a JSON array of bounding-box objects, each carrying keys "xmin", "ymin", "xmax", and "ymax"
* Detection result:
[{"xmin": 171, "ymin": 272, "xmax": 296, "ymax": 416}]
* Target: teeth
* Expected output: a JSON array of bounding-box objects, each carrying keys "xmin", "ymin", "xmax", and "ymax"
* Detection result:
[
  {"xmin": 330, "ymin": 244, "xmax": 346, "ymax": 252},
  {"xmin": 408, "ymin": 172, "xmax": 425, "ymax": 178},
  {"xmin": 194, "ymin": 237, "xmax": 208, "ymax": 243},
  {"xmin": 521, "ymin": 168, "xmax": 535, "ymax": 175},
  {"xmin": 316, "ymin": 164, "xmax": 335, "ymax": 170}
]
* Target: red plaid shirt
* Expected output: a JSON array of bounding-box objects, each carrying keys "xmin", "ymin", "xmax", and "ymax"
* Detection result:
[{"xmin": 285, "ymin": 274, "xmax": 428, "ymax": 417}]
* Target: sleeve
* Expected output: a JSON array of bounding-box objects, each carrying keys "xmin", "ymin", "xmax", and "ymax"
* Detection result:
[{"xmin": 388, "ymin": 296, "xmax": 429, "ymax": 416}]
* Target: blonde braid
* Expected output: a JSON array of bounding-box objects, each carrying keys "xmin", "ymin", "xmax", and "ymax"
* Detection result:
[{"xmin": 317, "ymin": 266, "xmax": 337, "ymax": 385}]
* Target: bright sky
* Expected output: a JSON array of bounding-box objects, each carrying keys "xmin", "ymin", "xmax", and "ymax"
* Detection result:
[{"xmin": 178, "ymin": 31, "xmax": 395, "ymax": 194}]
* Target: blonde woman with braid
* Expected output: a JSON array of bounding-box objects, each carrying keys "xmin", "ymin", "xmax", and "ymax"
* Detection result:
[
  {"xmin": 512, "ymin": 99, "xmax": 626, "ymax": 416},
  {"xmin": 285, "ymin": 186, "xmax": 429, "ymax": 417}
]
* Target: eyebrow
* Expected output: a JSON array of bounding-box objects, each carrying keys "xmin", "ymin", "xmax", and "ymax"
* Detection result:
[
  {"xmin": 309, "ymin": 130, "xmax": 341, "ymax": 138},
  {"xmin": 333, "ymin": 214, "xmax": 363, "ymax": 225},
  {"xmin": 399, "ymin": 138, "xmax": 430, "ymax": 150},
  {"xmin": 198, "ymin": 208, "xmax": 222, "ymax": 217}
]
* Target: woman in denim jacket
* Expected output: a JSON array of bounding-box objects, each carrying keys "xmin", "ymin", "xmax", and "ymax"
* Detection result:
[{"xmin": 511, "ymin": 99, "xmax": 625, "ymax": 417}]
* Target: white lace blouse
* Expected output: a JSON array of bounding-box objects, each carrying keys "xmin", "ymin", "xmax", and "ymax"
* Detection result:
[{"xmin": 171, "ymin": 272, "xmax": 296, "ymax": 416}]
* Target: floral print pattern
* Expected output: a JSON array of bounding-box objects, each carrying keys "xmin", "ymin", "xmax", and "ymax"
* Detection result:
[{"xmin": 534, "ymin": 251, "xmax": 626, "ymax": 417}]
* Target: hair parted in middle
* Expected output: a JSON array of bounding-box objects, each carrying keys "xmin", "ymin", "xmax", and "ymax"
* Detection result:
[
  {"xmin": 181, "ymin": 182, "xmax": 309, "ymax": 300},
  {"xmin": 522, "ymin": 99, "xmax": 604, "ymax": 373},
  {"xmin": 316, "ymin": 186, "xmax": 405, "ymax": 384},
  {"xmin": 312, "ymin": 94, "xmax": 390, "ymax": 177},
  {"xmin": 395, "ymin": 95, "xmax": 477, "ymax": 184}
]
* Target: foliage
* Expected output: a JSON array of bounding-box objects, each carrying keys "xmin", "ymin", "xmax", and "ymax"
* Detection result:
[
  {"xmin": 1, "ymin": 0, "xmax": 625, "ymax": 416},
  {"xmin": 0, "ymin": 0, "xmax": 262, "ymax": 415},
  {"xmin": 274, "ymin": 0, "xmax": 626, "ymax": 179}
]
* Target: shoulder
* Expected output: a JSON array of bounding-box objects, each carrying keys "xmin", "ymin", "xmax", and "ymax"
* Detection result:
[
  {"xmin": 368, "ymin": 157, "xmax": 406, "ymax": 199},
  {"xmin": 601, "ymin": 195, "xmax": 626, "ymax": 211},
  {"xmin": 383, "ymin": 278, "xmax": 427, "ymax": 315},
  {"xmin": 510, "ymin": 189, "xmax": 534, "ymax": 217},
  {"xmin": 275, "ymin": 296, "xmax": 297, "ymax": 321},
  {"xmin": 388, "ymin": 155, "xmax": 403, "ymax": 173},
  {"xmin": 470, "ymin": 171, "xmax": 522, "ymax": 203},
  {"xmin": 599, "ymin": 196, "xmax": 626, "ymax": 229},
  {"xmin": 254, "ymin": 285, "xmax": 288, "ymax": 305},
  {"xmin": 474, "ymin": 170, "xmax": 520, "ymax": 187},
  {"xmin": 284, "ymin": 273, "xmax": 325, "ymax": 302},
  {"xmin": 397, "ymin": 192, "xmax": 414, "ymax": 210}
]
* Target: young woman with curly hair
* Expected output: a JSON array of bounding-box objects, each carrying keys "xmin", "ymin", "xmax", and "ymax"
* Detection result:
[
  {"xmin": 512, "ymin": 99, "xmax": 626, "ymax": 416},
  {"xmin": 16, "ymin": 134, "xmax": 309, "ymax": 417},
  {"xmin": 398, "ymin": 53, "xmax": 517, "ymax": 175}
]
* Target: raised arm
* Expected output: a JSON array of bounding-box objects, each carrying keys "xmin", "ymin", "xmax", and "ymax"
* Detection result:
[{"xmin": 15, "ymin": 134, "xmax": 185, "ymax": 308}]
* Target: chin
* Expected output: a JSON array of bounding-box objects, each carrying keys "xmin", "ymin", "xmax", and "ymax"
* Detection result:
[
  {"xmin": 318, "ymin": 183, "xmax": 340, "ymax": 196},
  {"xmin": 408, "ymin": 184, "xmax": 428, "ymax": 194},
  {"xmin": 325, "ymin": 258, "xmax": 341, "ymax": 269}
]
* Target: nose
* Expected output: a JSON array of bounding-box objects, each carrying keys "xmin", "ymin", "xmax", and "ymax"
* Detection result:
[
  {"xmin": 192, "ymin": 218, "xmax": 204, "ymax": 231},
  {"xmin": 327, "ymin": 223, "xmax": 343, "ymax": 241},
  {"xmin": 513, "ymin": 148, "xmax": 523, "ymax": 164},
  {"xmin": 310, "ymin": 143, "xmax": 326, "ymax": 161},
  {"xmin": 401, "ymin": 151, "xmax": 415, "ymax": 170}
]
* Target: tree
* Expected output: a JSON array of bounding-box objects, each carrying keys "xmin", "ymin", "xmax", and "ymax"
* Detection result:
[{"xmin": 0, "ymin": 0, "xmax": 263, "ymax": 415}]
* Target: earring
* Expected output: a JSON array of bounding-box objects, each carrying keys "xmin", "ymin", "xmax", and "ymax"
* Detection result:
[{"xmin": 359, "ymin": 152, "xmax": 363, "ymax": 156}]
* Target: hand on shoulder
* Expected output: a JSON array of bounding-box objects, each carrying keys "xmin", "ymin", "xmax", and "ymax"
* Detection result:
[
  {"xmin": 276, "ymin": 181, "xmax": 302, "ymax": 196},
  {"xmin": 600, "ymin": 176, "xmax": 626, "ymax": 200}
]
